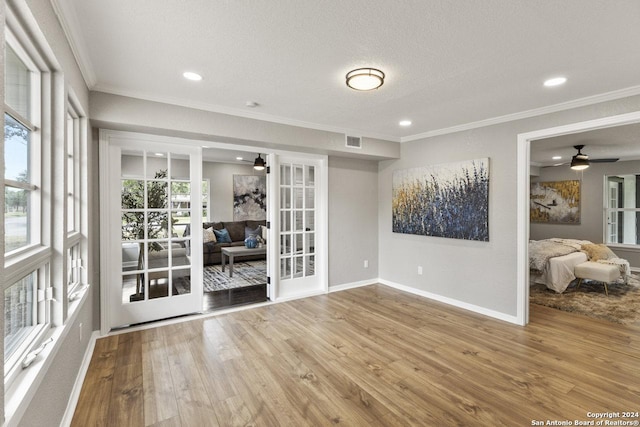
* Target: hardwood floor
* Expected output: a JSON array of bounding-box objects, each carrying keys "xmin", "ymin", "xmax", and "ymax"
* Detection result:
[{"xmin": 71, "ymin": 285, "xmax": 640, "ymax": 426}]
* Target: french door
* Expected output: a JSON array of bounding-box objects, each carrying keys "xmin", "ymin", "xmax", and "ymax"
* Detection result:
[
  {"xmin": 100, "ymin": 132, "xmax": 203, "ymax": 330},
  {"xmin": 270, "ymin": 155, "xmax": 327, "ymax": 300}
]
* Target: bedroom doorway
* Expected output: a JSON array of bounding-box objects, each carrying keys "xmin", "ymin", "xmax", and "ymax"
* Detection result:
[{"xmin": 518, "ymin": 110, "xmax": 640, "ymax": 325}]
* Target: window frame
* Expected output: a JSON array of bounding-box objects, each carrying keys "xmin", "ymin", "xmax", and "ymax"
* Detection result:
[
  {"xmin": 3, "ymin": 23, "xmax": 51, "ymax": 388},
  {"xmin": 603, "ymin": 174, "xmax": 640, "ymax": 249}
]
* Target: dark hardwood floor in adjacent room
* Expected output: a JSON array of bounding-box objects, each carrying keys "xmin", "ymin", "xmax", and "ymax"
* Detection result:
[{"xmin": 71, "ymin": 285, "xmax": 640, "ymax": 426}]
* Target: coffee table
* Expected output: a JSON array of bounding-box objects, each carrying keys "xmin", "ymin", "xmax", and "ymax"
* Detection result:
[{"xmin": 221, "ymin": 246, "xmax": 267, "ymax": 277}]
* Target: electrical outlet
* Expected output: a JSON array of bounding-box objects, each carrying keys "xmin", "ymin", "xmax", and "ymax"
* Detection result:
[
  {"xmin": 364, "ymin": 260, "xmax": 369, "ymax": 268},
  {"xmin": 418, "ymin": 266, "xmax": 423, "ymax": 275},
  {"xmin": 79, "ymin": 322, "xmax": 83, "ymax": 342}
]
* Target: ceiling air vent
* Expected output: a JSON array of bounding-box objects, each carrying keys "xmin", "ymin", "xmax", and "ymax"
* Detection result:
[{"xmin": 345, "ymin": 135, "xmax": 362, "ymax": 149}]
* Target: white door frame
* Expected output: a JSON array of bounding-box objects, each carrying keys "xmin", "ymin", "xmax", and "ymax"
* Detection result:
[
  {"xmin": 267, "ymin": 154, "xmax": 329, "ymax": 302},
  {"xmin": 516, "ymin": 110, "xmax": 640, "ymax": 326},
  {"xmin": 99, "ymin": 130, "xmax": 204, "ymax": 333}
]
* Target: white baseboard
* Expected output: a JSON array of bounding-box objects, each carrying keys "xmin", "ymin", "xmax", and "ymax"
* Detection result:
[
  {"xmin": 378, "ymin": 279, "xmax": 520, "ymax": 325},
  {"xmin": 60, "ymin": 330, "xmax": 100, "ymax": 427},
  {"xmin": 329, "ymin": 279, "xmax": 378, "ymax": 293}
]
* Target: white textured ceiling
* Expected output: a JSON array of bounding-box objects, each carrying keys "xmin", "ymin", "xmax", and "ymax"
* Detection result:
[{"xmin": 57, "ymin": 0, "xmax": 640, "ymax": 141}]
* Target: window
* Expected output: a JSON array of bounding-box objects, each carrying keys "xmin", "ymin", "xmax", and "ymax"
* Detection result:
[
  {"xmin": 67, "ymin": 109, "xmax": 80, "ymax": 234},
  {"xmin": 3, "ymin": 28, "xmax": 50, "ymax": 383},
  {"xmin": 4, "ymin": 46, "xmax": 39, "ymax": 254},
  {"xmin": 605, "ymin": 174, "xmax": 640, "ymax": 246}
]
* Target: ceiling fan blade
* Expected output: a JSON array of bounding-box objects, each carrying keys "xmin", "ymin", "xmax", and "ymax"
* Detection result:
[{"xmin": 590, "ymin": 158, "xmax": 619, "ymax": 163}]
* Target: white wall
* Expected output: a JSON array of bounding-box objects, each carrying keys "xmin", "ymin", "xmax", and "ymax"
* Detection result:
[
  {"xmin": 203, "ymin": 161, "xmax": 261, "ymax": 222},
  {"xmin": 531, "ymin": 160, "xmax": 640, "ymax": 269},
  {"xmin": 379, "ymin": 95, "xmax": 640, "ymax": 318}
]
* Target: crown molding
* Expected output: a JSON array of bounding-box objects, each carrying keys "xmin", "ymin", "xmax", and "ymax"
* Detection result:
[
  {"xmin": 92, "ymin": 84, "xmax": 402, "ymax": 143},
  {"xmin": 401, "ymin": 85, "xmax": 640, "ymax": 143},
  {"xmin": 50, "ymin": 0, "xmax": 97, "ymax": 88}
]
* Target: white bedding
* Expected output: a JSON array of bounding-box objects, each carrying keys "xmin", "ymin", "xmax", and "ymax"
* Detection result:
[{"xmin": 532, "ymin": 251, "xmax": 588, "ymax": 293}]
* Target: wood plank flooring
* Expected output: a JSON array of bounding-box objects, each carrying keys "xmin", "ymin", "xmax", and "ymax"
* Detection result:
[{"xmin": 71, "ymin": 285, "xmax": 640, "ymax": 426}]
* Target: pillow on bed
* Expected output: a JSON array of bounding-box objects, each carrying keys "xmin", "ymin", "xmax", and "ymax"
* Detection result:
[{"xmin": 581, "ymin": 243, "xmax": 617, "ymax": 261}]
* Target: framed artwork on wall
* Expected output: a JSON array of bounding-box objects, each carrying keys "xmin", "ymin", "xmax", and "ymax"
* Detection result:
[
  {"xmin": 233, "ymin": 175, "xmax": 266, "ymax": 220},
  {"xmin": 530, "ymin": 180, "xmax": 581, "ymax": 224},
  {"xmin": 392, "ymin": 158, "xmax": 490, "ymax": 241}
]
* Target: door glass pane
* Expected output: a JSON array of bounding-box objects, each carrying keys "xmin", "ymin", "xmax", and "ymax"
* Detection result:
[
  {"xmin": 281, "ymin": 210, "xmax": 291, "ymax": 232},
  {"xmin": 148, "ymin": 211, "xmax": 169, "ymax": 239},
  {"xmin": 122, "ymin": 273, "xmax": 143, "ymax": 303},
  {"xmin": 281, "ymin": 258, "xmax": 291, "ymax": 279},
  {"xmin": 294, "ymin": 211, "xmax": 304, "ymax": 231},
  {"xmin": 306, "ymin": 255, "xmax": 315, "ymax": 277},
  {"xmin": 147, "ymin": 180, "xmax": 168, "ymax": 208},
  {"xmin": 170, "ymin": 154, "xmax": 189, "ymax": 180},
  {"xmin": 305, "ymin": 233, "xmax": 315, "ymax": 254},
  {"xmin": 305, "ymin": 165, "xmax": 315, "ymax": 187},
  {"xmin": 294, "ymin": 165, "xmax": 303, "ymax": 186},
  {"xmin": 280, "ymin": 234, "xmax": 291, "ymax": 255},
  {"xmin": 280, "ymin": 187, "xmax": 291, "ymax": 209},
  {"xmin": 121, "ymin": 212, "xmax": 144, "ymax": 240},
  {"xmin": 122, "ymin": 243, "xmax": 141, "ymax": 271},
  {"xmin": 147, "ymin": 153, "xmax": 167, "ymax": 178},
  {"xmin": 306, "ymin": 211, "xmax": 314, "ymax": 231},
  {"xmin": 281, "ymin": 164, "xmax": 291, "ymax": 185},
  {"xmin": 171, "ymin": 211, "xmax": 190, "ymax": 237},
  {"xmin": 293, "ymin": 188, "xmax": 303, "ymax": 209},
  {"xmin": 122, "ymin": 179, "xmax": 145, "ymax": 209},
  {"xmin": 172, "ymin": 268, "xmax": 191, "ymax": 295},
  {"xmin": 294, "ymin": 233, "xmax": 303, "ymax": 254},
  {"xmin": 293, "ymin": 256, "xmax": 304, "ymax": 278},
  {"xmin": 305, "ymin": 188, "xmax": 314, "ymax": 209}
]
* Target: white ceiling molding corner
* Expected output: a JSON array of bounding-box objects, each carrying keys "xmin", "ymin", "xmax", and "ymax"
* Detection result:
[
  {"xmin": 400, "ymin": 84, "xmax": 640, "ymax": 143},
  {"xmin": 50, "ymin": 0, "xmax": 97, "ymax": 88}
]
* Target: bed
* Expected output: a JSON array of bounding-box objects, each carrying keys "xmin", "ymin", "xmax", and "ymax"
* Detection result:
[
  {"xmin": 529, "ymin": 239, "xmax": 588, "ymax": 293},
  {"xmin": 529, "ymin": 238, "xmax": 630, "ymax": 293}
]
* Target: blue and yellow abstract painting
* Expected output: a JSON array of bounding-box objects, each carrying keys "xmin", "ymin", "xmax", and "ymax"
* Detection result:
[{"xmin": 392, "ymin": 158, "xmax": 490, "ymax": 241}]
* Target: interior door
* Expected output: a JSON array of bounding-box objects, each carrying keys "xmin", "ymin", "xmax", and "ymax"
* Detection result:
[
  {"xmin": 272, "ymin": 155, "xmax": 327, "ymax": 300},
  {"xmin": 101, "ymin": 134, "xmax": 203, "ymax": 329}
]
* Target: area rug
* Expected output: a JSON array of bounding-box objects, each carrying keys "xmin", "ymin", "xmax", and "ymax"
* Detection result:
[
  {"xmin": 530, "ymin": 273, "xmax": 640, "ymax": 325},
  {"xmin": 198, "ymin": 260, "xmax": 267, "ymax": 292}
]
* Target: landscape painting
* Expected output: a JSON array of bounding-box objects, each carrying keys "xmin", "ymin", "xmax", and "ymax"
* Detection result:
[
  {"xmin": 392, "ymin": 158, "xmax": 490, "ymax": 241},
  {"xmin": 530, "ymin": 180, "xmax": 580, "ymax": 224},
  {"xmin": 233, "ymin": 175, "xmax": 266, "ymax": 221}
]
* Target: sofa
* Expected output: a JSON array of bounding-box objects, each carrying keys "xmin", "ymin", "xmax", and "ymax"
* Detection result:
[{"xmin": 184, "ymin": 220, "xmax": 267, "ymax": 266}]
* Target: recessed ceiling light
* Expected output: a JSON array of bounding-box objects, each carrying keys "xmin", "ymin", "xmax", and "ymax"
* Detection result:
[
  {"xmin": 552, "ymin": 156, "xmax": 562, "ymax": 160},
  {"xmin": 236, "ymin": 156, "xmax": 243, "ymax": 160},
  {"xmin": 544, "ymin": 77, "xmax": 567, "ymax": 87},
  {"xmin": 399, "ymin": 120, "xmax": 412, "ymax": 127},
  {"xmin": 183, "ymin": 71, "xmax": 202, "ymax": 81},
  {"xmin": 154, "ymin": 152, "xmax": 164, "ymax": 157}
]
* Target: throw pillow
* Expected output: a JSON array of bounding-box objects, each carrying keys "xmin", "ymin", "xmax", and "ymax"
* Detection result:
[
  {"xmin": 213, "ymin": 228, "xmax": 232, "ymax": 243},
  {"xmin": 203, "ymin": 227, "xmax": 217, "ymax": 243},
  {"xmin": 260, "ymin": 225, "xmax": 268, "ymax": 242},
  {"xmin": 245, "ymin": 226, "xmax": 261, "ymax": 239},
  {"xmin": 581, "ymin": 243, "xmax": 617, "ymax": 261}
]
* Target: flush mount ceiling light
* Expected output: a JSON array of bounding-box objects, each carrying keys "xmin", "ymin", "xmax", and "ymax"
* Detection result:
[
  {"xmin": 346, "ymin": 68, "xmax": 385, "ymax": 91},
  {"xmin": 544, "ymin": 76, "xmax": 567, "ymax": 87},
  {"xmin": 183, "ymin": 71, "xmax": 202, "ymax": 81},
  {"xmin": 253, "ymin": 154, "xmax": 266, "ymax": 171},
  {"xmin": 399, "ymin": 120, "xmax": 412, "ymax": 127},
  {"xmin": 552, "ymin": 156, "xmax": 562, "ymax": 160},
  {"xmin": 570, "ymin": 145, "xmax": 590, "ymax": 170}
]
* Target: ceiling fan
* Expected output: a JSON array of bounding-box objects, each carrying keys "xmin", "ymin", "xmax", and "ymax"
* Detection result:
[
  {"xmin": 238, "ymin": 153, "xmax": 267, "ymax": 171},
  {"xmin": 569, "ymin": 145, "xmax": 619, "ymax": 170}
]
